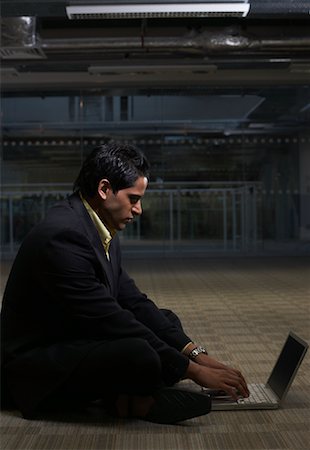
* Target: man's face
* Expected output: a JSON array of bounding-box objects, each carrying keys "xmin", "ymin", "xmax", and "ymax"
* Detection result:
[{"xmin": 98, "ymin": 176, "xmax": 148, "ymax": 231}]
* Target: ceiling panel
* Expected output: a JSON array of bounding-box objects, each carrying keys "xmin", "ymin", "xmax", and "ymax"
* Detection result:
[{"xmin": 1, "ymin": 0, "xmax": 310, "ymax": 136}]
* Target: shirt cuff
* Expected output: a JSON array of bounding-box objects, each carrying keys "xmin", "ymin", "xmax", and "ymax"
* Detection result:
[{"xmin": 181, "ymin": 341, "xmax": 194, "ymax": 355}]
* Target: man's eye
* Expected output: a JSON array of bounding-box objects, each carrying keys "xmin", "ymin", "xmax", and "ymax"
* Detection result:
[{"xmin": 129, "ymin": 196, "xmax": 140, "ymax": 204}]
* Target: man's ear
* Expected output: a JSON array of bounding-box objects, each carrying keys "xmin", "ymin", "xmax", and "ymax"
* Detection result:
[{"xmin": 98, "ymin": 179, "xmax": 111, "ymax": 200}]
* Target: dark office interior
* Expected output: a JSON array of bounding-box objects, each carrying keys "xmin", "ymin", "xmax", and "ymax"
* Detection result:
[{"xmin": 1, "ymin": 0, "xmax": 310, "ymax": 256}]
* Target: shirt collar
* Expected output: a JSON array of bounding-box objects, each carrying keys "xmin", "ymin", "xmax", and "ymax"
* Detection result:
[{"xmin": 79, "ymin": 192, "xmax": 115, "ymax": 257}]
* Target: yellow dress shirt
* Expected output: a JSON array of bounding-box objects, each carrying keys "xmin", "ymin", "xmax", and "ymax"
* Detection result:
[{"xmin": 80, "ymin": 193, "xmax": 115, "ymax": 260}]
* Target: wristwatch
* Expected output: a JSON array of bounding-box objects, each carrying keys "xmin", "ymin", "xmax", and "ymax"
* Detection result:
[{"xmin": 188, "ymin": 346, "xmax": 207, "ymax": 360}]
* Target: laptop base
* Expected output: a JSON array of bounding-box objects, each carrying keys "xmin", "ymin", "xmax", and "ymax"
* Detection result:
[{"xmin": 210, "ymin": 383, "xmax": 279, "ymax": 411}]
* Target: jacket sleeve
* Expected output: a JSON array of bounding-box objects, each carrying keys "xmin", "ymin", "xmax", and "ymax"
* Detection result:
[
  {"xmin": 39, "ymin": 228, "xmax": 189, "ymax": 385},
  {"xmin": 116, "ymin": 266, "xmax": 193, "ymax": 351}
]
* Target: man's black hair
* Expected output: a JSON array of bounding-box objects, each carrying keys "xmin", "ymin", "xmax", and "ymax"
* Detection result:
[{"xmin": 73, "ymin": 143, "xmax": 150, "ymax": 197}]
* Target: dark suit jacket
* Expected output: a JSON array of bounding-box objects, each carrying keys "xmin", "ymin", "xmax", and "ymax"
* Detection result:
[{"xmin": 1, "ymin": 193, "xmax": 190, "ymax": 417}]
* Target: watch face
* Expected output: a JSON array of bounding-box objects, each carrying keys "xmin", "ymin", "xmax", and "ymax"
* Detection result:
[{"xmin": 189, "ymin": 346, "xmax": 206, "ymax": 360}]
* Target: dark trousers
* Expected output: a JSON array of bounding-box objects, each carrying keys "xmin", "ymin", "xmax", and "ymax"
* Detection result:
[{"xmin": 39, "ymin": 309, "xmax": 184, "ymax": 412}]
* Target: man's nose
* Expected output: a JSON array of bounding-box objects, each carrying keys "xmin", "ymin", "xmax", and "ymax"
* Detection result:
[{"xmin": 132, "ymin": 200, "xmax": 142, "ymax": 215}]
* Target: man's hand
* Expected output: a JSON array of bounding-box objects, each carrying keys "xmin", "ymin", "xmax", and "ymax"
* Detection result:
[{"xmin": 185, "ymin": 358, "xmax": 249, "ymax": 400}]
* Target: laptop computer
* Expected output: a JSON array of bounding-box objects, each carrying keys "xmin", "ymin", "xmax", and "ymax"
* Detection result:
[{"xmin": 205, "ymin": 331, "xmax": 308, "ymax": 411}]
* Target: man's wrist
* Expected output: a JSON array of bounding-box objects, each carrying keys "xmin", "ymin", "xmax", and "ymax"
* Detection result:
[
  {"xmin": 182, "ymin": 342, "xmax": 208, "ymax": 360},
  {"xmin": 188, "ymin": 346, "xmax": 207, "ymax": 361},
  {"xmin": 185, "ymin": 359, "xmax": 201, "ymax": 379}
]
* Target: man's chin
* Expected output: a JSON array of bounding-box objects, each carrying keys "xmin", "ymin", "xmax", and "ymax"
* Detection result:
[{"xmin": 116, "ymin": 220, "xmax": 133, "ymax": 230}]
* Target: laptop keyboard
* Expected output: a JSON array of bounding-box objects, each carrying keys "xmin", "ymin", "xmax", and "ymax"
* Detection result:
[{"xmin": 238, "ymin": 384, "xmax": 277, "ymax": 405}]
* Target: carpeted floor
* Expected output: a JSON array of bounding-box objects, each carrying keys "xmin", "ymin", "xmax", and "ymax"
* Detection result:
[{"xmin": 1, "ymin": 256, "xmax": 309, "ymax": 450}]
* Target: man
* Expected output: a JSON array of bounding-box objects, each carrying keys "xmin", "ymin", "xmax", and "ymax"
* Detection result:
[{"xmin": 1, "ymin": 144, "xmax": 249, "ymax": 424}]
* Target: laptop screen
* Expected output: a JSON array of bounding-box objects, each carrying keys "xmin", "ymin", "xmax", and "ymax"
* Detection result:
[{"xmin": 267, "ymin": 332, "xmax": 308, "ymax": 401}]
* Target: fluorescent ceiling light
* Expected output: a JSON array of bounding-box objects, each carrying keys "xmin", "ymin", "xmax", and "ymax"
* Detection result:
[{"xmin": 66, "ymin": 3, "xmax": 250, "ymax": 19}]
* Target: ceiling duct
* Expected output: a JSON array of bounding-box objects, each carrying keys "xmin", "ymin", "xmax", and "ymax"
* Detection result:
[
  {"xmin": 0, "ymin": 17, "xmax": 46, "ymax": 60},
  {"xmin": 66, "ymin": 2, "xmax": 250, "ymax": 19},
  {"xmin": 41, "ymin": 26, "xmax": 310, "ymax": 53}
]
